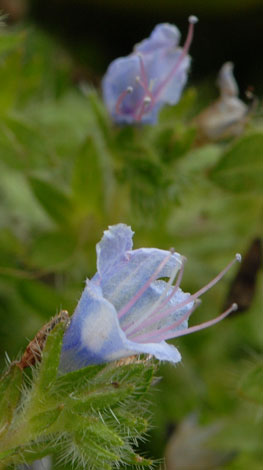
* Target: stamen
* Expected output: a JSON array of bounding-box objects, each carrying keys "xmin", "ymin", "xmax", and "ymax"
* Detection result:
[
  {"xmin": 127, "ymin": 253, "xmax": 241, "ymax": 335},
  {"xmin": 138, "ymin": 53, "xmax": 149, "ymax": 89},
  {"xmin": 115, "ymin": 86, "xmax": 134, "ymax": 114},
  {"xmin": 153, "ymin": 15, "xmax": 198, "ymax": 101},
  {"xmin": 135, "ymin": 96, "xmax": 152, "ymax": 121},
  {"xmin": 132, "ymin": 299, "xmax": 200, "ymax": 343},
  {"xmin": 125, "ymin": 257, "xmax": 185, "ymax": 336},
  {"xmin": 144, "ymin": 96, "xmax": 152, "ymax": 105},
  {"xmin": 117, "ymin": 253, "xmax": 172, "ymax": 320},
  {"xmin": 132, "ymin": 55, "xmax": 155, "ymax": 121},
  {"xmin": 160, "ymin": 303, "xmax": 238, "ymax": 342}
]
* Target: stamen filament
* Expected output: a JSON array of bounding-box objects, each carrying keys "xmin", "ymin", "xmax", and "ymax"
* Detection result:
[
  {"xmin": 118, "ymin": 253, "xmax": 172, "ymax": 320},
  {"xmin": 125, "ymin": 257, "xmax": 185, "ymax": 336},
  {"xmin": 138, "ymin": 54, "xmax": 149, "ymax": 90},
  {"xmin": 157, "ymin": 303, "xmax": 238, "ymax": 342},
  {"xmin": 115, "ymin": 86, "xmax": 133, "ymax": 115},
  {"xmin": 127, "ymin": 254, "xmax": 241, "ymax": 335},
  {"xmin": 153, "ymin": 15, "xmax": 198, "ymax": 101},
  {"xmin": 135, "ymin": 96, "xmax": 152, "ymax": 121},
  {"xmin": 132, "ymin": 299, "xmax": 199, "ymax": 343}
]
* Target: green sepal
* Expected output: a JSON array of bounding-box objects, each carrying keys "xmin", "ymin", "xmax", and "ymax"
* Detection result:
[
  {"xmin": 67, "ymin": 382, "xmax": 135, "ymax": 412},
  {"xmin": 91, "ymin": 360, "xmax": 155, "ymax": 397},
  {"xmin": 83, "ymin": 419, "xmax": 124, "ymax": 447},
  {"xmin": 29, "ymin": 406, "xmax": 64, "ymax": 433},
  {"xmin": 65, "ymin": 415, "xmax": 124, "ymax": 447},
  {"xmin": 124, "ymin": 452, "xmax": 154, "ymax": 467},
  {"xmin": 0, "ymin": 364, "xmax": 22, "ymax": 438},
  {"xmin": 73, "ymin": 430, "xmax": 121, "ymax": 468},
  {"xmin": 2, "ymin": 439, "xmax": 53, "ymax": 467},
  {"xmin": 113, "ymin": 409, "xmax": 149, "ymax": 436},
  {"xmin": 53, "ymin": 364, "xmax": 105, "ymax": 396},
  {"xmin": 32, "ymin": 321, "xmax": 67, "ymax": 396}
]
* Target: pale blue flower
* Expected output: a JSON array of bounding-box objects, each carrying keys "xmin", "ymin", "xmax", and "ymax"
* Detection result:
[
  {"xmin": 60, "ymin": 224, "xmax": 240, "ymax": 373},
  {"xmin": 102, "ymin": 16, "xmax": 198, "ymax": 125}
]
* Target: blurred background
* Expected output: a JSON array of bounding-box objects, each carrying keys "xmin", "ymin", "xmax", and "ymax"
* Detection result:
[{"xmin": 0, "ymin": 0, "xmax": 262, "ymax": 469}]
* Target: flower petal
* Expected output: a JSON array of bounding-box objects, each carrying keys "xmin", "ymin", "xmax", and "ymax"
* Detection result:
[
  {"xmin": 60, "ymin": 277, "xmax": 183, "ymax": 372},
  {"xmin": 99, "ymin": 248, "xmax": 182, "ymax": 318},
  {"xmin": 107, "ymin": 337, "xmax": 182, "ymax": 364},
  {"xmin": 102, "ymin": 55, "xmax": 144, "ymax": 124},
  {"xmin": 60, "ymin": 280, "xmax": 131, "ymax": 372},
  {"xmin": 96, "ymin": 224, "xmax": 134, "ymax": 277},
  {"xmin": 135, "ymin": 23, "xmax": 180, "ymax": 54}
]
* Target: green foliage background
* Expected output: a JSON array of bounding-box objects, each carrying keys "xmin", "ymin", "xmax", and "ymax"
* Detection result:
[{"xmin": 0, "ymin": 10, "xmax": 262, "ymax": 470}]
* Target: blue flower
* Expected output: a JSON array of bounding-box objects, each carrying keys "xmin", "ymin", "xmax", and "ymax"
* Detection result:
[
  {"xmin": 102, "ymin": 16, "xmax": 198, "ymax": 125},
  {"xmin": 60, "ymin": 224, "xmax": 240, "ymax": 372}
]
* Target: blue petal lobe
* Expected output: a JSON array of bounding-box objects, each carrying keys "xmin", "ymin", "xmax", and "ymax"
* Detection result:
[
  {"xmin": 99, "ymin": 248, "xmax": 182, "ymax": 320},
  {"xmin": 60, "ymin": 281, "xmax": 130, "ymax": 372},
  {"xmin": 135, "ymin": 23, "xmax": 180, "ymax": 53},
  {"xmin": 96, "ymin": 224, "xmax": 134, "ymax": 277}
]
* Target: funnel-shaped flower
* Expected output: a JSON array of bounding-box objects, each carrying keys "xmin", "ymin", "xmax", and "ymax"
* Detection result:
[
  {"xmin": 60, "ymin": 225, "xmax": 240, "ymax": 372},
  {"xmin": 102, "ymin": 17, "xmax": 198, "ymax": 125}
]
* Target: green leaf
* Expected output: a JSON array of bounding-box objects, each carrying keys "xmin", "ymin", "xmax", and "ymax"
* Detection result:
[
  {"xmin": 72, "ymin": 137, "xmax": 104, "ymax": 213},
  {"xmin": 29, "ymin": 230, "xmax": 76, "ymax": 270},
  {"xmin": 210, "ymin": 133, "xmax": 263, "ymax": 193},
  {"xmin": 0, "ymin": 32, "xmax": 25, "ymax": 55},
  {"xmin": 28, "ymin": 176, "xmax": 72, "ymax": 225},
  {"xmin": 88, "ymin": 90, "xmax": 111, "ymax": 142},
  {"xmin": 18, "ymin": 279, "xmax": 64, "ymax": 316},
  {"xmin": 238, "ymin": 361, "xmax": 263, "ymax": 405},
  {"xmin": 0, "ymin": 365, "xmax": 22, "ymax": 438}
]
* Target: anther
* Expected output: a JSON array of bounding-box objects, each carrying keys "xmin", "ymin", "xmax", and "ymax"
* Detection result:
[
  {"xmin": 143, "ymin": 96, "xmax": 152, "ymax": 105},
  {"xmin": 235, "ymin": 253, "xmax": 242, "ymax": 263},
  {"xmin": 188, "ymin": 15, "xmax": 198, "ymax": 24},
  {"xmin": 115, "ymin": 87, "xmax": 134, "ymax": 114}
]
